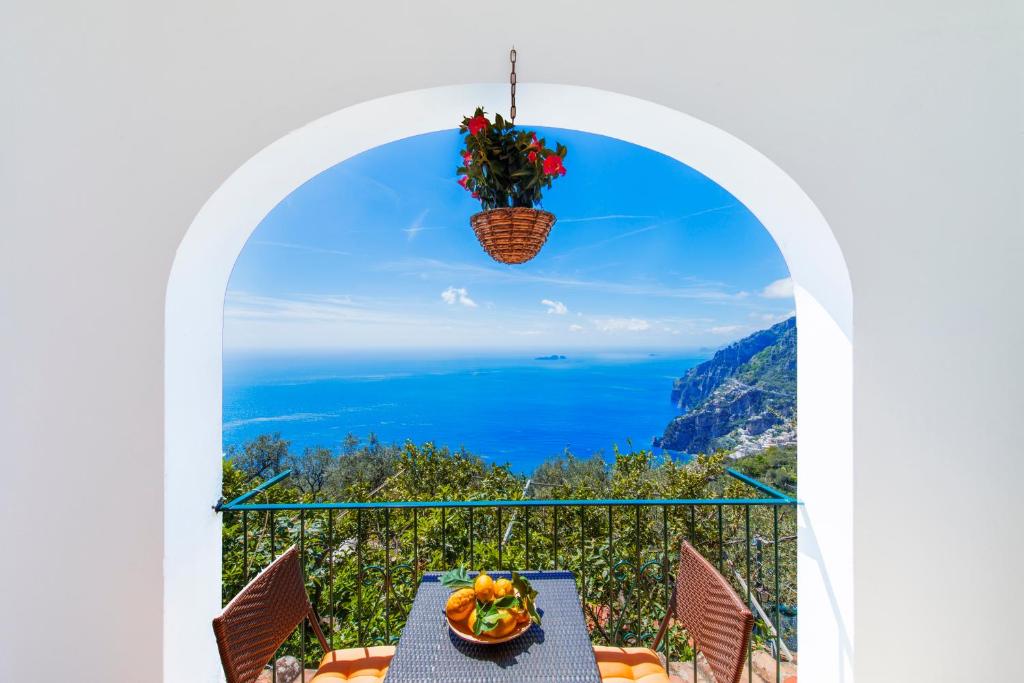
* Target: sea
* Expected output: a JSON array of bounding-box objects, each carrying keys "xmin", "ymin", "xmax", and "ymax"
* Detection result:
[{"xmin": 222, "ymin": 351, "xmax": 703, "ymax": 475}]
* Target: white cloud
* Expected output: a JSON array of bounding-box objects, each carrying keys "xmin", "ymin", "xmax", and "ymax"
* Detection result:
[
  {"xmin": 253, "ymin": 240, "xmax": 349, "ymax": 257},
  {"xmin": 761, "ymin": 277, "xmax": 794, "ymax": 299},
  {"xmin": 441, "ymin": 286, "xmax": 478, "ymax": 308},
  {"xmin": 751, "ymin": 310, "xmax": 796, "ymax": 324},
  {"xmin": 568, "ymin": 324, "xmax": 584, "ymax": 332},
  {"xmin": 594, "ymin": 318, "xmax": 651, "ymax": 332},
  {"xmin": 541, "ymin": 299, "xmax": 568, "ymax": 315},
  {"xmin": 710, "ymin": 325, "xmax": 744, "ymax": 334},
  {"xmin": 402, "ymin": 210, "xmax": 429, "ymax": 240},
  {"xmin": 557, "ymin": 214, "xmax": 656, "ymax": 224},
  {"xmin": 382, "ymin": 258, "xmax": 749, "ymax": 303}
]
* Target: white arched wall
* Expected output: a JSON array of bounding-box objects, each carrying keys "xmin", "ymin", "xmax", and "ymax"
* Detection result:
[{"xmin": 166, "ymin": 84, "xmax": 853, "ymax": 682}]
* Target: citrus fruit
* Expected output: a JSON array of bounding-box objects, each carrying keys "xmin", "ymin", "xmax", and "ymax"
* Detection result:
[
  {"xmin": 445, "ymin": 588, "xmax": 476, "ymax": 622},
  {"xmin": 486, "ymin": 608, "xmax": 519, "ymax": 637},
  {"xmin": 512, "ymin": 605, "xmax": 531, "ymax": 624},
  {"xmin": 473, "ymin": 573, "xmax": 495, "ymax": 602},
  {"xmin": 493, "ymin": 578, "xmax": 514, "ymax": 598}
]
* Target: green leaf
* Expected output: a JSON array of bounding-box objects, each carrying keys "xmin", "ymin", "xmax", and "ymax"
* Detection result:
[
  {"xmin": 439, "ymin": 566, "xmax": 474, "ymax": 589},
  {"xmin": 510, "ymin": 572, "xmax": 540, "ymax": 626},
  {"xmin": 493, "ymin": 595, "xmax": 517, "ymax": 609}
]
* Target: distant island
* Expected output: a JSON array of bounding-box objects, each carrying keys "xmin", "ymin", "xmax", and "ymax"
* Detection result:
[
  {"xmin": 655, "ymin": 317, "xmax": 796, "ymax": 458},
  {"xmin": 534, "ymin": 354, "xmax": 568, "ymax": 361}
]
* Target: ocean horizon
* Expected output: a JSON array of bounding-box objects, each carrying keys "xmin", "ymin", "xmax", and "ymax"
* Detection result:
[{"xmin": 223, "ymin": 350, "xmax": 704, "ymax": 474}]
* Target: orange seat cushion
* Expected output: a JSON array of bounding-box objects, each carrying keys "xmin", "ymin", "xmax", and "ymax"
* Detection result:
[
  {"xmin": 593, "ymin": 645, "xmax": 670, "ymax": 683},
  {"xmin": 310, "ymin": 646, "xmax": 395, "ymax": 683}
]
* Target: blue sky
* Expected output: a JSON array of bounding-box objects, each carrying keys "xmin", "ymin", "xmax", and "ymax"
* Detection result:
[{"xmin": 224, "ymin": 127, "xmax": 794, "ymax": 352}]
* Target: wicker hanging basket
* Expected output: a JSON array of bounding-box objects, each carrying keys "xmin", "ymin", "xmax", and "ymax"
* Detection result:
[{"xmin": 470, "ymin": 207, "xmax": 557, "ymax": 264}]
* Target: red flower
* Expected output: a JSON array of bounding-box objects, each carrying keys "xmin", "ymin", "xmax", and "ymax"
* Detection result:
[
  {"xmin": 543, "ymin": 154, "xmax": 566, "ymax": 176},
  {"xmin": 458, "ymin": 176, "xmax": 469, "ymax": 190},
  {"xmin": 467, "ymin": 115, "xmax": 489, "ymax": 136},
  {"xmin": 528, "ymin": 151, "xmax": 538, "ymax": 163},
  {"xmin": 463, "ymin": 152, "xmax": 473, "ymax": 166}
]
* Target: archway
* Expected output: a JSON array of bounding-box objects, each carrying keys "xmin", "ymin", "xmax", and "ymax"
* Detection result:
[{"xmin": 166, "ymin": 84, "xmax": 853, "ymax": 682}]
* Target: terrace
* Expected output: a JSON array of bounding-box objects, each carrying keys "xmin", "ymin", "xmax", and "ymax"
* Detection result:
[{"xmin": 216, "ymin": 466, "xmax": 799, "ymax": 683}]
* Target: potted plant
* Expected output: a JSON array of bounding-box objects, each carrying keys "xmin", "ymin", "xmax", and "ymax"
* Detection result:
[{"xmin": 456, "ymin": 107, "xmax": 568, "ymax": 264}]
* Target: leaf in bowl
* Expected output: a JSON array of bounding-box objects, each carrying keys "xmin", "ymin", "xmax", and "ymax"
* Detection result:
[
  {"xmin": 473, "ymin": 602, "xmax": 501, "ymax": 635},
  {"xmin": 440, "ymin": 566, "xmax": 475, "ymax": 590},
  {"xmin": 511, "ymin": 571, "xmax": 541, "ymax": 626}
]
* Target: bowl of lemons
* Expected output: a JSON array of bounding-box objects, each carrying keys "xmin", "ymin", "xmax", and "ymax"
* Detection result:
[{"xmin": 441, "ymin": 567, "xmax": 540, "ymax": 644}]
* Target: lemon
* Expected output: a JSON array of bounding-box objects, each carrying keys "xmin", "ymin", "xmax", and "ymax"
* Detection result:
[
  {"xmin": 486, "ymin": 608, "xmax": 519, "ymax": 637},
  {"xmin": 493, "ymin": 578, "xmax": 514, "ymax": 598},
  {"xmin": 474, "ymin": 573, "xmax": 495, "ymax": 602},
  {"xmin": 445, "ymin": 588, "xmax": 476, "ymax": 623}
]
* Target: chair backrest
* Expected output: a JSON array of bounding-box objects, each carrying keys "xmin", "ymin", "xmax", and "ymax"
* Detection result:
[
  {"xmin": 660, "ymin": 541, "xmax": 754, "ymax": 683},
  {"xmin": 212, "ymin": 546, "xmax": 328, "ymax": 683}
]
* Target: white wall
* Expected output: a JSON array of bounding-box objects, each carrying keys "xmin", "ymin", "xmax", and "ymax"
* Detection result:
[{"xmin": 2, "ymin": 2, "xmax": 1021, "ymax": 682}]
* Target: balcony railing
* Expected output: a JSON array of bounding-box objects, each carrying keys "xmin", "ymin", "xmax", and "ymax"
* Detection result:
[{"xmin": 217, "ymin": 468, "xmax": 798, "ymax": 682}]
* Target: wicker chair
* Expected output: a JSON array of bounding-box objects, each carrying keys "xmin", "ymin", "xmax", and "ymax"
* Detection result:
[
  {"xmin": 213, "ymin": 545, "xmax": 394, "ymax": 683},
  {"xmin": 593, "ymin": 541, "xmax": 754, "ymax": 683}
]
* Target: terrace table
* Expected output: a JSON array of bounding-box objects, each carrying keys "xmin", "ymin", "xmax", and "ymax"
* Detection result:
[{"xmin": 384, "ymin": 570, "xmax": 602, "ymax": 683}]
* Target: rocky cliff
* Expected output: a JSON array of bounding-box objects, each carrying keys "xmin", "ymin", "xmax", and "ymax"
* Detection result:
[{"xmin": 658, "ymin": 317, "xmax": 796, "ymax": 456}]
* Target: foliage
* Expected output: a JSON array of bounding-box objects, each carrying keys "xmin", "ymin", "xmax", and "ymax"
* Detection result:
[
  {"xmin": 439, "ymin": 566, "xmax": 474, "ymax": 589},
  {"xmin": 456, "ymin": 107, "xmax": 568, "ymax": 210},
  {"xmin": 221, "ymin": 434, "xmax": 798, "ymax": 667},
  {"xmin": 732, "ymin": 445, "xmax": 797, "ymax": 494}
]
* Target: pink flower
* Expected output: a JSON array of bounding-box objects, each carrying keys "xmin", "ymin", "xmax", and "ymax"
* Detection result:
[
  {"xmin": 458, "ymin": 176, "xmax": 469, "ymax": 190},
  {"xmin": 528, "ymin": 151, "xmax": 537, "ymax": 163},
  {"xmin": 543, "ymin": 155, "xmax": 566, "ymax": 176},
  {"xmin": 467, "ymin": 115, "xmax": 489, "ymax": 136},
  {"xmin": 471, "ymin": 192, "xmax": 480, "ymax": 199},
  {"xmin": 463, "ymin": 152, "xmax": 473, "ymax": 166}
]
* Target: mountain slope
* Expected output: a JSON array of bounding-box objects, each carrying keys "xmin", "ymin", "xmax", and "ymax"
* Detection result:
[{"xmin": 658, "ymin": 317, "xmax": 796, "ymax": 456}]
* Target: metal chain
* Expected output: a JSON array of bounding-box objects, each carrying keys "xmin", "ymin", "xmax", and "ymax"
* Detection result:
[{"xmin": 509, "ymin": 47, "xmax": 517, "ymax": 124}]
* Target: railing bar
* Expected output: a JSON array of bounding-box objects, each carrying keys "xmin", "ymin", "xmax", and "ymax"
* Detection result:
[
  {"xmin": 661, "ymin": 504, "xmax": 670, "ymax": 665},
  {"xmin": 717, "ymin": 504, "xmax": 724, "ymax": 571},
  {"xmin": 746, "ymin": 505, "xmax": 752, "ymax": 683},
  {"xmin": 385, "ymin": 508, "xmax": 392, "ymax": 643},
  {"xmin": 221, "ymin": 510, "xmax": 228, "ymax": 605},
  {"xmin": 579, "ymin": 507, "xmax": 587, "ymax": 610},
  {"xmin": 218, "ymin": 469, "xmax": 293, "ymax": 510},
  {"xmin": 726, "ymin": 468, "xmax": 795, "ymax": 502},
  {"xmin": 634, "ymin": 505, "xmax": 641, "ymax": 644},
  {"xmin": 413, "ymin": 508, "xmax": 419, "ymax": 583},
  {"xmin": 525, "ymin": 506, "xmax": 531, "ymax": 569},
  {"xmin": 226, "ymin": 497, "xmax": 799, "ymax": 511},
  {"xmin": 242, "ymin": 510, "xmax": 249, "ymax": 583},
  {"xmin": 498, "ymin": 507, "xmax": 503, "ymax": 569},
  {"xmin": 328, "ymin": 509, "xmax": 335, "ymax": 651},
  {"xmin": 469, "ymin": 508, "xmax": 475, "ymax": 568},
  {"xmin": 553, "ymin": 507, "xmax": 559, "ymax": 570},
  {"xmin": 688, "ymin": 505, "xmax": 695, "ymax": 546},
  {"xmin": 607, "ymin": 504, "xmax": 613, "ymax": 642},
  {"xmin": 356, "ymin": 509, "xmax": 364, "ymax": 645},
  {"xmin": 300, "ymin": 510, "xmax": 306, "ymax": 682},
  {"xmin": 270, "ymin": 509, "xmax": 276, "ymax": 683},
  {"xmin": 774, "ymin": 505, "xmax": 781, "ymax": 683},
  {"xmin": 441, "ymin": 508, "xmax": 447, "ymax": 566},
  {"xmin": 270, "ymin": 510, "xmax": 276, "ymax": 559}
]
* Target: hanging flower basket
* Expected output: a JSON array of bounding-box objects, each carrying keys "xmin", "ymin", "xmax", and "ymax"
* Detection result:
[
  {"xmin": 470, "ymin": 207, "xmax": 557, "ymax": 265},
  {"xmin": 456, "ymin": 93, "xmax": 569, "ymax": 264}
]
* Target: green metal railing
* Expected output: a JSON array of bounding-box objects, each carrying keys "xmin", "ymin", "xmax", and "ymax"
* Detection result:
[{"xmin": 217, "ymin": 469, "xmax": 798, "ymax": 683}]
